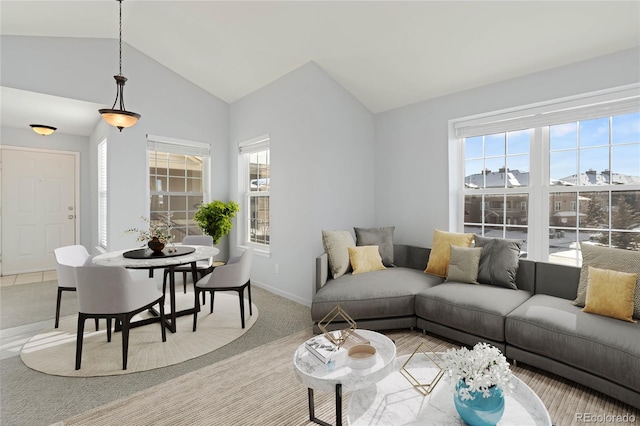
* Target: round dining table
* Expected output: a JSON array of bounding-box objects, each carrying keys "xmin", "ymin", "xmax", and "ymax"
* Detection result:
[{"xmin": 93, "ymin": 245, "xmax": 220, "ymax": 333}]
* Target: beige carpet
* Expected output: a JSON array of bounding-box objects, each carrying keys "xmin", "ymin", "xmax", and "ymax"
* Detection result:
[
  {"xmin": 21, "ymin": 292, "xmax": 258, "ymax": 377},
  {"xmin": 60, "ymin": 329, "xmax": 639, "ymax": 426}
]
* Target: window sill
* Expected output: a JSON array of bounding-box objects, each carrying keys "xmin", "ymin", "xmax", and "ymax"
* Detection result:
[{"xmin": 239, "ymin": 244, "xmax": 271, "ymax": 258}]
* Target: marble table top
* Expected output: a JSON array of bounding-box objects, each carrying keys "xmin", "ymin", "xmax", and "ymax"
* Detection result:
[
  {"xmin": 93, "ymin": 245, "xmax": 220, "ymax": 269},
  {"xmin": 293, "ymin": 329, "xmax": 397, "ymax": 393},
  {"xmin": 347, "ymin": 354, "xmax": 552, "ymax": 425}
]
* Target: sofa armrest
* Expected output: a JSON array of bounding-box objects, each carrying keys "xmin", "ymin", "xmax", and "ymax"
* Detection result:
[{"xmin": 316, "ymin": 252, "xmax": 329, "ymax": 292}]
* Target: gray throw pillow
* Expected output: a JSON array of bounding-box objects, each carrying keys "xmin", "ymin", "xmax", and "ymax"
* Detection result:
[
  {"xmin": 322, "ymin": 230, "xmax": 356, "ymax": 279},
  {"xmin": 573, "ymin": 243, "xmax": 640, "ymax": 319},
  {"xmin": 474, "ymin": 235, "xmax": 523, "ymax": 290},
  {"xmin": 446, "ymin": 246, "xmax": 483, "ymax": 284},
  {"xmin": 354, "ymin": 226, "xmax": 395, "ymax": 267}
]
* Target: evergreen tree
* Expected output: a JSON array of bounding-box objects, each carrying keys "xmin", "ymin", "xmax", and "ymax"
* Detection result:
[
  {"xmin": 611, "ymin": 196, "xmax": 640, "ymax": 250},
  {"xmin": 583, "ymin": 196, "xmax": 607, "ymax": 228}
]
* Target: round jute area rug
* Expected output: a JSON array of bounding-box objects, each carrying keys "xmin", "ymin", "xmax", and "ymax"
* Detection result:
[{"xmin": 20, "ymin": 292, "xmax": 258, "ymax": 377}]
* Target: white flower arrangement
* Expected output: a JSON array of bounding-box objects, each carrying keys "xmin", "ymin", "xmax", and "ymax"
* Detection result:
[
  {"xmin": 125, "ymin": 215, "xmax": 174, "ymax": 245},
  {"xmin": 442, "ymin": 342, "xmax": 513, "ymax": 401}
]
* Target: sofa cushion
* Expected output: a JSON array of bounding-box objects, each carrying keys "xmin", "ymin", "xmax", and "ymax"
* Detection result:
[
  {"xmin": 348, "ymin": 245, "xmax": 386, "ymax": 275},
  {"xmin": 475, "ymin": 235, "xmax": 523, "ymax": 290},
  {"xmin": 322, "ymin": 230, "xmax": 356, "ymax": 279},
  {"xmin": 354, "ymin": 226, "xmax": 395, "ymax": 267},
  {"xmin": 506, "ymin": 294, "xmax": 640, "ymax": 394},
  {"xmin": 311, "ymin": 267, "xmax": 443, "ymax": 322},
  {"xmin": 573, "ymin": 243, "xmax": 640, "ymax": 319},
  {"xmin": 583, "ymin": 266, "xmax": 637, "ymax": 323},
  {"xmin": 424, "ymin": 229, "xmax": 474, "ymax": 278},
  {"xmin": 446, "ymin": 246, "xmax": 483, "ymax": 284},
  {"xmin": 415, "ymin": 283, "xmax": 531, "ymax": 342}
]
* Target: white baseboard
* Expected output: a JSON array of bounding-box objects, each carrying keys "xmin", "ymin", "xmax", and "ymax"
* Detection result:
[{"xmin": 251, "ymin": 280, "xmax": 312, "ymax": 307}]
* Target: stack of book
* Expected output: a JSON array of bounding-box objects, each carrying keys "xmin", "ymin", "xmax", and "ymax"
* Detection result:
[{"xmin": 305, "ymin": 330, "xmax": 370, "ymax": 371}]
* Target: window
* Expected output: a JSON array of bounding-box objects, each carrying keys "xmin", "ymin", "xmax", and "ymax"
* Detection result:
[
  {"xmin": 547, "ymin": 113, "xmax": 640, "ymax": 263},
  {"xmin": 239, "ymin": 135, "xmax": 270, "ymax": 249},
  {"xmin": 98, "ymin": 139, "xmax": 108, "ymax": 250},
  {"xmin": 452, "ymin": 85, "xmax": 640, "ymax": 265},
  {"xmin": 462, "ymin": 129, "xmax": 531, "ymax": 253},
  {"xmin": 147, "ymin": 135, "xmax": 210, "ymax": 242}
]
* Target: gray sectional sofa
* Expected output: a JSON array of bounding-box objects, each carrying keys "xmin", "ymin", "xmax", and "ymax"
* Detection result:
[{"xmin": 311, "ymin": 244, "xmax": 640, "ymax": 409}]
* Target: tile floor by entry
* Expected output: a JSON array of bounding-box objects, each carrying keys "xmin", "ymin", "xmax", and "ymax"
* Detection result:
[
  {"xmin": 0, "ymin": 270, "xmax": 57, "ymax": 287},
  {"xmin": 0, "ymin": 270, "xmax": 59, "ymax": 360}
]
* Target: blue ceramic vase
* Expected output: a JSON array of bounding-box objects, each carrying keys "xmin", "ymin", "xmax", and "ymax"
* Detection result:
[{"xmin": 453, "ymin": 380, "xmax": 505, "ymax": 426}]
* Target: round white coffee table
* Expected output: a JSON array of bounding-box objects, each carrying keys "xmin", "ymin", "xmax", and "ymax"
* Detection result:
[
  {"xmin": 347, "ymin": 354, "xmax": 552, "ymax": 425},
  {"xmin": 293, "ymin": 329, "xmax": 396, "ymax": 426}
]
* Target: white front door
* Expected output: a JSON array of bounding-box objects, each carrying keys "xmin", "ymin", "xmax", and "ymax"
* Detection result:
[{"xmin": 1, "ymin": 147, "xmax": 77, "ymax": 275}]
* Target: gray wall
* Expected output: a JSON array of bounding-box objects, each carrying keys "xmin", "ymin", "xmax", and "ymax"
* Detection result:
[
  {"xmin": 1, "ymin": 35, "xmax": 230, "ymax": 259},
  {"xmin": 229, "ymin": 62, "xmax": 375, "ymax": 304},
  {"xmin": 374, "ymin": 47, "xmax": 640, "ymax": 247},
  {"xmin": 2, "ymin": 35, "xmax": 638, "ymax": 306}
]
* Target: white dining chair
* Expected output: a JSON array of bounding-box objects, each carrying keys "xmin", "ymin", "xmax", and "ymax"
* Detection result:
[
  {"xmin": 74, "ymin": 265, "xmax": 167, "ymax": 370},
  {"xmin": 53, "ymin": 245, "xmax": 97, "ymax": 329},
  {"xmin": 193, "ymin": 248, "xmax": 253, "ymax": 331},
  {"xmin": 162, "ymin": 235, "xmax": 215, "ymax": 294}
]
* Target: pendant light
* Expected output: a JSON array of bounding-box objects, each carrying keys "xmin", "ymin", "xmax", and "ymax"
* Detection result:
[
  {"xmin": 99, "ymin": 0, "xmax": 141, "ymax": 131},
  {"xmin": 30, "ymin": 124, "xmax": 57, "ymax": 136}
]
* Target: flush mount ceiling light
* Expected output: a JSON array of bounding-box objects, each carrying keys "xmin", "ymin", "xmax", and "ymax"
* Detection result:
[
  {"xmin": 30, "ymin": 124, "xmax": 57, "ymax": 136},
  {"xmin": 99, "ymin": 0, "xmax": 141, "ymax": 132}
]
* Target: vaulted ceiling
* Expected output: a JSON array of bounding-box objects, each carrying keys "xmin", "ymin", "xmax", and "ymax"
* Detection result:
[{"xmin": 1, "ymin": 1, "xmax": 639, "ymax": 135}]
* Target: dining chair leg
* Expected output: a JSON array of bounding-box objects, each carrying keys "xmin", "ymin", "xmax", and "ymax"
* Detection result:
[
  {"xmin": 193, "ymin": 287, "xmax": 200, "ymax": 332},
  {"xmin": 75, "ymin": 314, "xmax": 86, "ymax": 370},
  {"xmin": 200, "ymin": 269, "xmax": 207, "ymax": 305},
  {"xmin": 94, "ymin": 318, "xmax": 100, "ymax": 331},
  {"xmin": 210, "ymin": 291, "xmax": 215, "ymax": 314},
  {"xmin": 158, "ymin": 297, "xmax": 167, "ymax": 342},
  {"xmin": 106, "ymin": 318, "xmax": 112, "ymax": 342},
  {"xmin": 182, "ymin": 271, "xmax": 188, "ymax": 293},
  {"xmin": 248, "ymin": 282, "xmax": 253, "ymax": 316},
  {"xmin": 55, "ymin": 288, "xmax": 64, "ymax": 328},
  {"xmin": 121, "ymin": 315, "xmax": 130, "ymax": 370},
  {"xmin": 238, "ymin": 290, "xmax": 246, "ymax": 329}
]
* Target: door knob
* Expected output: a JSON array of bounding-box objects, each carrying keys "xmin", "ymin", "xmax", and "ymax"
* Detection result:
[{"xmin": 68, "ymin": 215, "xmax": 75, "ymax": 219}]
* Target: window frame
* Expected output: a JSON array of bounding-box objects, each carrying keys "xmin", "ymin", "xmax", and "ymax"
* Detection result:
[
  {"xmin": 449, "ymin": 84, "xmax": 640, "ymax": 264},
  {"xmin": 238, "ymin": 134, "xmax": 271, "ymax": 254},
  {"xmin": 98, "ymin": 138, "xmax": 108, "ymax": 250}
]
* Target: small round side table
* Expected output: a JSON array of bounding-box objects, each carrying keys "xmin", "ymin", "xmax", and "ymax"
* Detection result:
[{"xmin": 293, "ymin": 329, "xmax": 396, "ymax": 426}]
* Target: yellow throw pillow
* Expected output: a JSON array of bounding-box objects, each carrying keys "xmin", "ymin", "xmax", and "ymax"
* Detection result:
[
  {"xmin": 424, "ymin": 229, "xmax": 474, "ymax": 277},
  {"xmin": 583, "ymin": 266, "xmax": 637, "ymax": 323},
  {"xmin": 348, "ymin": 246, "xmax": 386, "ymax": 275}
]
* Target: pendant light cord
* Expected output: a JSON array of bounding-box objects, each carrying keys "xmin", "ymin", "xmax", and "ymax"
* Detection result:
[{"xmin": 118, "ymin": 0, "xmax": 123, "ymax": 76}]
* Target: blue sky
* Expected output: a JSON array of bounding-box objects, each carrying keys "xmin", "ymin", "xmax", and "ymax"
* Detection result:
[{"xmin": 464, "ymin": 112, "xmax": 640, "ymax": 182}]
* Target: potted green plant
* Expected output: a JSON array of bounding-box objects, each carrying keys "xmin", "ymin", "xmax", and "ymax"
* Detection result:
[{"xmin": 193, "ymin": 200, "xmax": 240, "ymax": 244}]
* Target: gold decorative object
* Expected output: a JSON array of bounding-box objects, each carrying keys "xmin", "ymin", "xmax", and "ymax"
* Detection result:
[
  {"xmin": 317, "ymin": 305, "xmax": 357, "ymax": 348},
  {"xmin": 400, "ymin": 342, "xmax": 445, "ymax": 396}
]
